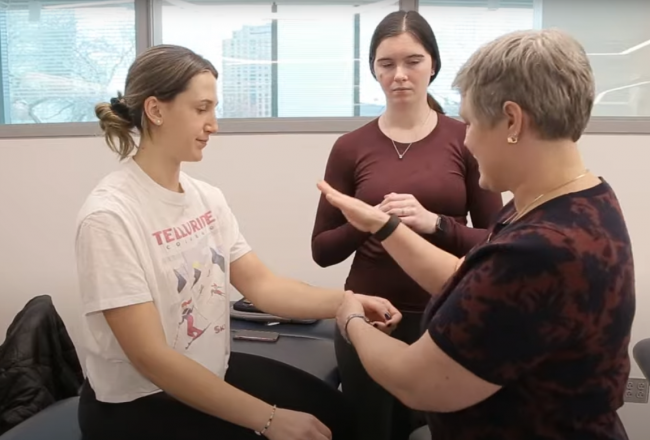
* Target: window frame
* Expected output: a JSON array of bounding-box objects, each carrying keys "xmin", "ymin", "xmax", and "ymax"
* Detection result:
[{"xmin": 0, "ymin": 0, "xmax": 648, "ymax": 139}]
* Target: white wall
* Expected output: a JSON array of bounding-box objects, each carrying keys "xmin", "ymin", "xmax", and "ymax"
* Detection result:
[{"xmin": 0, "ymin": 132, "xmax": 648, "ymax": 438}]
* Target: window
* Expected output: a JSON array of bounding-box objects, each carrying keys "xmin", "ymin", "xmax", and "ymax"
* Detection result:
[
  {"xmin": 540, "ymin": 0, "xmax": 650, "ymax": 117},
  {"xmin": 420, "ymin": 0, "xmax": 536, "ymax": 116},
  {"xmin": 0, "ymin": 0, "xmax": 136, "ymax": 125},
  {"xmin": 0, "ymin": 0, "xmax": 648, "ymax": 136},
  {"xmin": 420, "ymin": 0, "xmax": 650, "ymax": 117},
  {"xmin": 159, "ymin": 0, "xmax": 399, "ymax": 119}
]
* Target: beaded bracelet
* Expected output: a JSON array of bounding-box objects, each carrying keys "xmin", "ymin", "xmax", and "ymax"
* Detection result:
[{"xmin": 255, "ymin": 404, "xmax": 277, "ymax": 436}]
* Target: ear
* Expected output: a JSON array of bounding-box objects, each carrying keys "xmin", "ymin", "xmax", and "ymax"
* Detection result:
[
  {"xmin": 502, "ymin": 101, "xmax": 523, "ymax": 141},
  {"xmin": 143, "ymin": 96, "xmax": 163, "ymax": 126}
]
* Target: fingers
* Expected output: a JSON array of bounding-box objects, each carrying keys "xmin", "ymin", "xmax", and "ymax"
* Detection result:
[
  {"xmin": 353, "ymin": 295, "xmax": 401, "ymax": 332},
  {"xmin": 316, "ymin": 180, "xmax": 337, "ymax": 196},
  {"xmin": 317, "ymin": 180, "xmax": 368, "ymax": 214},
  {"xmin": 378, "ymin": 193, "xmax": 413, "ymax": 209},
  {"xmin": 379, "ymin": 200, "xmax": 415, "ymax": 215},
  {"xmin": 313, "ymin": 418, "xmax": 332, "ymax": 439},
  {"xmin": 317, "ymin": 181, "xmax": 351, "ymax": 212},
  {"xmin": 386, "ymin": 309, "xmax": 402, "ymax": 327},
  {"xmin": 382, "ymin": 193, "xmax": 415, "ymax": 202},
  {"xmin": 317, "ymin": 180, "xmax": 343, "ymax": 204},
  {"xmin": 374, "ymin": 308, "xmax": 401, "ymax": 328},
  {"xmin": 399, "ymin": 215, "xmax": 417, "ymax": 227},
  {"xmin": 372, "ymin": 321, "xmax": 394, "ymax": 335},
  {"xmin": 379, "ymin": 299, "xmax": 401, "ymax": 324},
  {"xmin": 362, "ymin": 297, "xmax": 399, "ymax": 326},
  {"xmin": 381, "ymin": 205, "xmax": 415, "ymax": 217}
]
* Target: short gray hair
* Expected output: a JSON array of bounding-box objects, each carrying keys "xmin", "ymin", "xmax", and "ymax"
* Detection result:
[{"xmin": 453, "ymin": 29, "xmax": 595, "ymax": 142}]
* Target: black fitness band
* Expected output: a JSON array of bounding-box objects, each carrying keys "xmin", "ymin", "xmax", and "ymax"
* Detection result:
[{"xmin": 373, "ymin": 214, "xmax": 401, "ymax": 242}]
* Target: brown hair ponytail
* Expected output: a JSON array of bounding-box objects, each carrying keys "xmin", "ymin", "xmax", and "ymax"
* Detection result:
[{"xmin": 427, "ymin": 93, "xmax": 445, "ymax": 114}]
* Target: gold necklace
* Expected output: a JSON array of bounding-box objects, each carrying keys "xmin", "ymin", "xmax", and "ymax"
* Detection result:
[{"xmin": 488, "ymin": 170, "xmax": 590, "ymax": 242}]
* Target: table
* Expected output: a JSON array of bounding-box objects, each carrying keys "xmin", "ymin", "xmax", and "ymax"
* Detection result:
[
  {"xmin": 230, "ymin": 317, "xmax": 339, "ymax": 388},
  {"xmin": 231, "ymin": 316, "xmax": 336, "ymax": 339}
]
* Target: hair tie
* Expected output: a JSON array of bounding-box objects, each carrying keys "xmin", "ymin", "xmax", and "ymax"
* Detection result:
[{"xmin": 110, "ymin": 97, "xmax": 132, "ymax": 123}]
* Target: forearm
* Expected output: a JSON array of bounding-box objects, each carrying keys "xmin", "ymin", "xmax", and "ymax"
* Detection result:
[
  {"xmin": 382, "ymin": 223, "xmax": 459, "ymax": 295},
  {"xmin": 253, "ymin": 276, "xmax": 344, "ymax": 320},
  {"xmin": 346, "ymin": 318, "xmax": 413, "ymax": 405},
  {"xmin": 137, "ymin": 347, "xmax": 271, "ymax": 432},
  {"xmin": 311, "ymin": 222, "xmax": 370, "ymax": 267}
]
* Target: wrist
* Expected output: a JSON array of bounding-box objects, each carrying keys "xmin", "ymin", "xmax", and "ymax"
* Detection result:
[
  {"xmin": 345, "ymin": 314, "xmax": 371, "ymax": 344},
  {"xmin": 371, "ymin": 214, "xmax": 401, "ymax": 242},
  {"xmin": 343, "ymin": 313, "xmax": 370, "ymax": 344},
  {"xmin": 254, "ymin": 403, "xmax": 277, "ymax": 436},
  {"xmin": 369, "ymin": 212, "xmax": 391, "ymax": 234},
  {"xmin": 427, "ymin": 212, "xmax": 440, "ymax": 235}
]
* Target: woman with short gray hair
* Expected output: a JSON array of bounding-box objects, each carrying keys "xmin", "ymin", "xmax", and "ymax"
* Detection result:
[{"xmin": 317, "ymin": 28, "xmax": 634, "ymax": 440}]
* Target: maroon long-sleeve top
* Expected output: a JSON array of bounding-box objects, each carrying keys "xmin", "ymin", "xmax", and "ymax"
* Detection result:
[{"xmin": 311, "ymin": 115, "xmax": 503, "ymax": 311}]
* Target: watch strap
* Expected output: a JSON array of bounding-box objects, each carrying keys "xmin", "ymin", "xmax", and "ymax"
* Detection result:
[
  {"xmin": 435, "ymin": 215, "xmax": 446, "ymax": 236},
  {"xmin": 373, "ymin": 214, "xmax": 401, "ymax": 242}
]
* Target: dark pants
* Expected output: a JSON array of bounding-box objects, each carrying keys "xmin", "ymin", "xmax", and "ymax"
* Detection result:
[
  {"xmin": 335, "ymin": 310, "xmax": 427, "ymax": 440},
  {"xmin": 79, "ymin": 352, "xmax": 355, "ymax": 440},
  {"xmin": 79, "ymin": 380, "xmax": 263, "ymax": 440}
]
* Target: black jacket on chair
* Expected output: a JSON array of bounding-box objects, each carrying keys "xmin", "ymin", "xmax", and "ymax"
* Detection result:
[{"xmin": 0, "ymin": 295, "xmax": 83, "ymax": 435}]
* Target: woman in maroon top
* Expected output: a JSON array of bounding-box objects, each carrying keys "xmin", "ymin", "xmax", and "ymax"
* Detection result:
[{"xmin": 311, "ymin": 11, "xmax": 502, "ymax": 440}]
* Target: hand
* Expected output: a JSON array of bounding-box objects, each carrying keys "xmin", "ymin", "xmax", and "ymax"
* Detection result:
[
  {"xmin": 335, "ymin": 291, "xmax": 365, "ymax": 335},
  {"xmin": 264, "ymin": 408, "xmax": 332, "ymax": 440},
  {"xmin": 378, "ymin": 193, "xmax": 438, "ymax": 235},
  {"xmin": 355, "ymin": 293, "xmax": 402, "ymax": 333},
  {"xmin": 335, "ymin": 292, "xmax": 401, "ymax": 337},
  {"xmin": 317, "ymin": 180, "xmax": 390, "ymax": 233}
]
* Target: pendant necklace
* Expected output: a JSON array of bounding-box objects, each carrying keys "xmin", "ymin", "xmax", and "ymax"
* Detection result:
[{"xmin": 390, "ymin": 109, "xmax": 433, "ymax": 160}]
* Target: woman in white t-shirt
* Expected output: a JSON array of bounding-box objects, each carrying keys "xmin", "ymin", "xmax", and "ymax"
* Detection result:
[{"xmin": 75, "ymin": 44, "xmax": 401, "ymax": 440}]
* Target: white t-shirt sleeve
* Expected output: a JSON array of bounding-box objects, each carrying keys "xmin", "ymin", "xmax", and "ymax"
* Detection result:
[
  {"xmin": 76, "ymin": 210, "xmax": 153, "ymax": 315},
  {"xmin": 211, "ymin": 187, "xmax": 251, "ymax": 262},
  {"xmin": 230, "ymin": 216, "xmax": 251, "ymax": 262}
]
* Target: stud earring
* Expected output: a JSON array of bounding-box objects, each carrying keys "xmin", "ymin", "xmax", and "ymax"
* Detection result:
[
  {"xmin": 156, "ymin": 119, "xmax": 162, "ymax": 125},
  {"xmin": 507, "ymin": 135, "xmax": 519, "ymax": 144}
]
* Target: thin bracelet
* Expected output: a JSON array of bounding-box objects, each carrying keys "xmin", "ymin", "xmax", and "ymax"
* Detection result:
[
  {"xmin": 343, "ymin": 313, "xmax": 370, "ymax": 344},
  {"xmin": 255, "ymin": 404, "xmax": 277, "ymax": 436}
]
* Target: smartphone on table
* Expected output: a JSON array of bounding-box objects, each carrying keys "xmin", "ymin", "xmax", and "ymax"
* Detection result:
[{"xmin": 232, "ymin": 329, "xmax": 280, "ymax": 343}]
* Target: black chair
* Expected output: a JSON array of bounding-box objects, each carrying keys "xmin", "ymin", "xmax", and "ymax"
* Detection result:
[
  {"xmin": 0, "ymin": 397, "xmax": 80, "ymax": 440},
  {"xmin": 409, "ymin": 425, "xmax": 431, "ymax": 440},
  {"xmin": 633, "ymin": 338, "xmax": 650, "ymax": 380},
  {"xmin": 227, "ymin": 351, "xmax": 354, "ymax": 439}
]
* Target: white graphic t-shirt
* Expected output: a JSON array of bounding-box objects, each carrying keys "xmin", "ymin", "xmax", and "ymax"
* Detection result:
[{"xmin": 75, "ymin": 159, "xmax": 250, "ymax": 403}]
